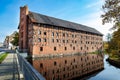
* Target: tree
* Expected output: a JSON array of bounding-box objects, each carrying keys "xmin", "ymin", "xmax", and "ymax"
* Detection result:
[
  {"xmin": 106, "ymin": 33, "xmax": 112, "ymax": 42},
  {"xmin": 101, "ymin": 0, "xmax": 120, "ymax": 29},
  {"xmin": 102, "ymin": 0, "xmax": 120, "ymax": 58},
  {"xmin": 11, "ymin": 32, "xmax": 19, "ymax": 46}
]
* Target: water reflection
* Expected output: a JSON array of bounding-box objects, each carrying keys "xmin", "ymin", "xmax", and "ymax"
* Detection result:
[
  {"xmin": 32, "ymin": 54, "xmax": 103, "ymax": 80},
  {"xmin": 86, "ymin": 55, "xmax": 120, "ymax": 80}
]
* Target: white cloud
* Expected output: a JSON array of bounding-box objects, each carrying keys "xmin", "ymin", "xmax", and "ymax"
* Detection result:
[
  {"xmin": 68, "ymin": 0, "xmax": 114, "ymax": 41},
  {"xmin": 71, "ymin": 11, "xmax": 113, "ymax": 41},
  {"xmin": 86, "ymin": 0, "xmax": 104, "ymax": 8}
]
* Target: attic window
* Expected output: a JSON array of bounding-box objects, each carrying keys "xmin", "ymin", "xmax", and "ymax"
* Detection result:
[
  {"xmin": 56, "ymin": 32, "xmax": 59, "ymax": 36},
  {"xmin": 52, "ymin": 32, "xmax": 54, "ymax": 37},
  {"xmin": 44, "ymin": 32, "xmax": 46, "ymax": 35}
]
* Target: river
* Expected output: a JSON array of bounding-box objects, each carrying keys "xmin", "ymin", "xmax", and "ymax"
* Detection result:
[{"xmin": 86, "ymin": 55, "xmax": 120, "ymax": 80}]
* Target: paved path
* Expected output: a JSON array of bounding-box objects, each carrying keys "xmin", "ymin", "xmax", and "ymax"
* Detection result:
[{"xmin": 0, "ymin": 53, "xmax": 19, "ymax": 80}]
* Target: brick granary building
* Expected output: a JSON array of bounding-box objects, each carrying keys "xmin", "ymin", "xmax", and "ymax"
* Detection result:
[{"xmin": 19, "ymin": 6, "xmax": 103, "ymax": 56}]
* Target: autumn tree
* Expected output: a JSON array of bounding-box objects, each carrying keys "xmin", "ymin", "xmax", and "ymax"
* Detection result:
[
  {"xmin": 102, "ymin": 0, "xmax": 120, "ymax": 58},
  {"xmin": 11, "ymin": 32, "xmax": 19, "ymax": 46},
  {"xmin": 101, "ymin": 0, "xmax": 120, "ymax": 29}
]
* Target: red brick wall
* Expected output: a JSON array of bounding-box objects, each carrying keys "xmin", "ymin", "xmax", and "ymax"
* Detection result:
[
  {"xmin": 19, "ymin": 6, "xmax": 28, "ymax": 51},
  {"xmin": 28, "ymin": 23, "xmax": 103, "ymax": 55}
]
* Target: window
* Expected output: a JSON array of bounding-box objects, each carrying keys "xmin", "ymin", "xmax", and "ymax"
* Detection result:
[
  {"xmin": 21, "ymin": 32, "xmax": 23, "ymax": 37},
  {"xmin": 38, "ymin": 38, "xmax": 41, "ymax": 42},
  {"xmin": 54, "ymin": 61, "xmax": 57, "ymax": 66},
  {"xmin": 72, "ymin": 40, "xmax": 74, "ymax": 43},
  {"xmin": 40, "ymin": 63, "xmax": 43, "ymax": 68},
  {"xmin": 65, "ymin": 47, "xmax": 67, "ymax": 50},
  {"xmin": 67, "ymin": 40, "xmax": 69, "ymax": 43},
  {"xmin": 81, "ymin": 58, "xmax": 82, "ymax": 61},
  {"xmin": 72, "ymin": 34, "xmax": 74, "ymax": 38},
  {"xmin": 75, "ymin": 65, "xmax": 77, "ymax": 68},
  {"xmin": 63, "ymin": 33, "xmax": 65, "ymax": 37},
  {"xmin": 75, "ymin": 40, "xmax": 77, "ymax": 43},
  {"xmin": 63, "ymin": 74, "xmax": 65, "ymax": 78},
  {"xmin": 38, "ymin": 30, "xmax": 41, "ymax": 34},
  {"xmin": 53, "ymin": 70, "xmax": 54, "ymax": 74},
  {"xmin": 56, "ymin": 39, "xmax": 59, "ymax": 42},
  {"xmin": 66, "ymin": 33, "xmax": 69, "ymax": 37},
  {"xmin": 92, "ymin": 47, "xmax": 94, "ymax": 49},
  {"xmin": 38, "ymin": 23, "xmax": 41, "ymax": 26},
  {"xmin": 43, "ymin": 24, "xmax": 46, "ymax": 27},
  {"xmin": 65, "ymin": 60, "xmax": 67, "ymax": 64},
  {"xmin": 75, "ymin": 35, "xmax": 77, "ymax": 38},
  {"xmin": 54, "ymin": 47, "xmax": 56, "ymax": 51},
  {"xmin": 52, "ymin": 39, "xmax": 54, "ymax": 43},
  {"xmin": 56, "ymin": 32, "xmax": 59, "ymax": 36},
  {"xmin": 87, "ymin": 47, "xmax": 88, "ymax": 50},
  {"xmin": 73, "ymin": 47, "xmax": 75, "ymax": 50},
  {"xmin": 44, "ymin": 32, "xmax": 46, "ymax": 35},
  {"xmin": 74, "ymin": 58, "xmax": 75, "ymax": 62},
  {"xmin": 52, "ymin": 32, "xmax": 54, "ymax": 36},
  {"xmin": 70, "ymin": 44, "xmax": 72, "ymax": 47},
  {"xmin": 81, "ymin": 47, "xmax": 82, "ymax": 50},
  {"xmin": 81, "ymin": 41, "xmax": 82, "ymax": 44},
  {"xmin": 63, "ymin": 67, "xmax": 65, "ymax": 71},
  {"xmin": 63, "ymin": 40, "xmax": 65, "ymax": 43},
  {"xmin": 44, "ymin": 38, "xmax": 47, "ymax": 42},
  {"xmin": 44, "ymin": 72, "xmax": 47, "ymax": 76},
  {"xmin": 40, "ymin": 47, "xmax": 43, "ymax": 51},
  {"xmin": 72, "ymin": 66, "xmax": 74, "ymax": 69},
  {"xmin": 81, "ymin": 35, "xmax": 83, "ymax": 38}
]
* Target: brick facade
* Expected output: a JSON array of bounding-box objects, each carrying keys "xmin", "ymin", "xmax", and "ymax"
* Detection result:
[
  {"xmin": 19, "ymin": 6, "xmax": 103, "ymax": 56},
  {"xmin": 19, "ymin": 6, "xmax": 28, "ymax": 52}
]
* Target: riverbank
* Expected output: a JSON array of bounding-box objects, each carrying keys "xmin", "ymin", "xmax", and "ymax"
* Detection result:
[{"xmin": 106, "ymin": 57, "xmax": 120, "ymax": 68}]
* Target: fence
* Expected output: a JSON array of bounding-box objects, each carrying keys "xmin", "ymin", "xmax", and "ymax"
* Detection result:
[{"xmin": 16, "ymin": 52, "xmax": 45, "ymax": 80}]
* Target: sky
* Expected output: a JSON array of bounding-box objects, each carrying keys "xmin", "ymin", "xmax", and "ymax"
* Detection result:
[{"xmin": 0, "ymin": 0, "xmax": 113, "ymax": 42}]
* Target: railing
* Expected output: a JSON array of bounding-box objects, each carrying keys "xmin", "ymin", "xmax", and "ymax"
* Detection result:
[{"xmin": 16, "ymin": 52, "xmax": 45, "ymax": 80}]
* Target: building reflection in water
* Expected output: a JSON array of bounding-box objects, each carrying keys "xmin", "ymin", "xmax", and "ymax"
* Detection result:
[{"xmin": 32, "ymin": 54, "xmax": 104, "ymax": 80}]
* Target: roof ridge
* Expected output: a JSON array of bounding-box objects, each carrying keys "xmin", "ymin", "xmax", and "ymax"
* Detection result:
[
  {"xmin": 28, "ymin": 11, "xmax": 103, "ymax": 36},
  {"xmin": 29, "ymin": 11, "xmax": 94, "ymax": 28}
]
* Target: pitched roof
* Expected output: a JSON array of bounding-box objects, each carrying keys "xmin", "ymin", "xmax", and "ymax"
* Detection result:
[{"xmin": 28, "ymin": 11, "xmax": 103, "ymax": 36}]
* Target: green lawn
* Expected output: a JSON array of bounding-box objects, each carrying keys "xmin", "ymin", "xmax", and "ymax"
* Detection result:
[{"xmin": 0, "ymin": 53, "xmax": 8, "ymax": 64}]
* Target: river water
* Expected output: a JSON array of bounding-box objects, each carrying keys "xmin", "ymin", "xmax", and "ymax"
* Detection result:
[{"xmin": 86, "ymin": 55, "xmax": 120, "ymax": 80}]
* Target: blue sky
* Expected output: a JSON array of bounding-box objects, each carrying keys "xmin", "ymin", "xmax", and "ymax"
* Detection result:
[{"xmin": 0, "ymin": 0, "xmax": 112, "ymax": 42}]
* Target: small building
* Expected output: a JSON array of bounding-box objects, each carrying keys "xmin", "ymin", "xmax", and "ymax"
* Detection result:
[
  {"xmin": 19, "ymin": 6, "xmax": 103, "ymax": 56},
  {"xmin": 3, "ymin": 31, "xmax": 18, "ymax": 49},
  {"xmin": 3, "ymin": 36, "xmax": 9, "ymax": 48},
  {"xmin": 0, "ymin": 42, "xmax": 3, "ymax": 47}
]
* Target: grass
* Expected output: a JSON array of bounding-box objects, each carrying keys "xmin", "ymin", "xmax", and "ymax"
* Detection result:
[
  {"xmin": 0, "ymin": 53, "xmax": 8, "ymax": 64},
  {"xmin": 90, "ymin": 51, "xmax": 100, "ymax": 54}
]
